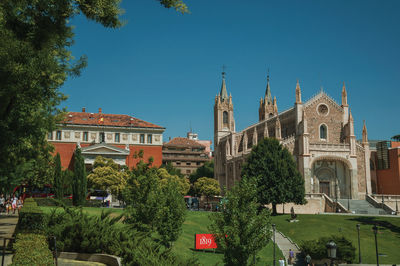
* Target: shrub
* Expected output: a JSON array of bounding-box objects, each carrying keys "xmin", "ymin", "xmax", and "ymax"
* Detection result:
[
  {"xmin": 10, "ymin": 233, "xmax": 53, "ymax": 266},
  {"xmin": 300, "ymin": 235, "xmax": 355, "ymax": 263},
  {"xmin": 34, "ymin": 198, "xmax": 103, "ymax": 207},
  {"xmin": 17, "ymin": 203, "xmax": 45, "ymax": 233}
]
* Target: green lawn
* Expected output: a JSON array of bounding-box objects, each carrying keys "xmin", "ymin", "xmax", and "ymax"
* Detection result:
[
  {"xmin": 173, "ymin": 211, "xmax": 283, "ymax": 266},
  {"xmin": 270, "ymin": 214, "xmax": 400, "ymax": 265}
]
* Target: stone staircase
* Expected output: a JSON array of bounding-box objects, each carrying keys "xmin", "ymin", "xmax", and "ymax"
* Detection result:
[{"xmin": 337, "ymin": 199, "xmax": 388, "ymax": 215}]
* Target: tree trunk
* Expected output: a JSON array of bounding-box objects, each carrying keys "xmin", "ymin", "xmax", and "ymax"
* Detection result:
[{"xmin": 272, "ymin": 203, "xmax": 277, "ymax": 216}]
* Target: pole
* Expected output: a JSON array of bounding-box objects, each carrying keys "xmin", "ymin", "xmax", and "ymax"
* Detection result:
[
  {"xmin": 272, "ymin": 224, "xmax": 276, "ymax": 266},
  {"xmin": 356, "ymin": 224, "xmax": 361, "ymax": 264},
  {"xmin": 373, "ymin": 225, "xmax": 379, "ymax": 266},
  {"xmin": 1, "ymin": 238, "xmax": 6, "ymax": 266}
]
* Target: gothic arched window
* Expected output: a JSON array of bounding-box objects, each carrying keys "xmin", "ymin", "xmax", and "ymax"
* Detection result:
[
  {"xmin": 320, "ymin": 124, "xmax": 327, "ymax": 140},
  {"xmin": 223, "ymin": 111, "xmax": 228, "ymax": 126}
]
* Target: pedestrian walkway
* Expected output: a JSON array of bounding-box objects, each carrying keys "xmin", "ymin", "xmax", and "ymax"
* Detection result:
[
  {"xmin": 0, "ymin": 214, "xmax": 18, "ymax": 266},
  {"xmin": 274, "ymin": 230, "xmax": 303, "ymax": 266}
]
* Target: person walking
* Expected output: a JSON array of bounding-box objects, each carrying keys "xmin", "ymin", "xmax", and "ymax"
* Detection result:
[
  {"xmin": 17, "ymin": 196, "xmax": 23, "ymax": 214},
  {"xmin": 12, "ymin": 195, "xmax": 17, "ymax": 214},
  {"xmin": 305, "ymin": 254, "xmax": 312, "ymax": 266},
  {"xmin": 288, "ymin": 249, "xmax": 294, "ymax": 265}
]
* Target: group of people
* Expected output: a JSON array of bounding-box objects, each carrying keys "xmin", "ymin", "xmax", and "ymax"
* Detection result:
[
  {"xmin": 0, "ymin": 194, "xmax": 23, "ymax": 215},
  {"xmin": 278, "ymin": 250, "xmax": 312, "ymax": 266}
]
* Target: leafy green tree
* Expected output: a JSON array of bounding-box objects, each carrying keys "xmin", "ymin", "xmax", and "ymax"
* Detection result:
[
  {"xmin": 157, "ymin": 168, "xmax": 190, "ymax": 195},
  {"xmin": 160, "ymin": 162, "xmax": 184, "ymax": 178},
  {"xmin": 241, "ymin": 138, "xmax": 306, "ymax": 215},
  {"xmin": 0, "ymin": 0, "xmax": 187, "ymax": 193},
  {"xmin": 189, "ymin": 160, "xmax": 214, "ymax": 184},
  {"xmin": 194, "ymin": 177, "xmax": 220, "ymax": 204},
  {"xmin": 209, "ymin": 178, "xmax": 271, "ymax": 266},
  {"xmin": 54, "ymin": 153, "xmax": 63, "ymax": 200},
  {"xmin": 0, "ymin": 0, "xmax": 123, "ymax": 191},
  {"xmin": 72, "ymin": 147, "xmax": 87, "ymax": 206},
  {"xmin": 123, "ymin": 169, "xmax": 162, "ymax": 231},
  {"xmin": 157, "ymin": 179, "xmax": 186, "ymax": 247},
  {"xmin": 87, "ymin": 156, "xmax": 128, "ymax": 199}
]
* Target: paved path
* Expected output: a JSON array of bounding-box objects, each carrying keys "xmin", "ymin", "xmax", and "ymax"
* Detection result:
[
  {"xmin": 0, "ymin": 214, "xmax": 18, "ymax": 266},
  {"xmin": 274, "ymin": 230, "xmax": 303, "ymax": 266}
]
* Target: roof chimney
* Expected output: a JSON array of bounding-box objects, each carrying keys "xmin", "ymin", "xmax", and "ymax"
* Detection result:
[
  {"xmin": 82, "ymin": 107, "xmax": 86, "ymax": 113},
  {"xmin": 98, "ymin": 108, "xmax": 102, "ymax": 114}
]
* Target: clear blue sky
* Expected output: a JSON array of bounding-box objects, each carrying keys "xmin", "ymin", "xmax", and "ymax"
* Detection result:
[{"xmin": 61, "ymin": 0, "xmax": 400, "ymax": 146}]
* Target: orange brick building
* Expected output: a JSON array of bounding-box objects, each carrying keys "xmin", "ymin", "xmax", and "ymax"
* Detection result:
[
  {"xmin": 48, "ymin": 108, "xmax": 165, "ymax": 170},
  {"xmin": 371, "ymin": 141, "xmax": 400, "ymax": 195}
]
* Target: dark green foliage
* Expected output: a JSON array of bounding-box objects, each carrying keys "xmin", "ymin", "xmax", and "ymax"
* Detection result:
[
  {"xmin": 189, "ymin": 160, "xmax": 214, "ymax": 184},
  {"xmin": 54, "ymin": 153, "xmax": 63, "ymax": 200},
  {"xmin": 157, "ymin": 180, "xmax": 186, "ymax": 247},
  {"xmin": 241, "ymin": 138, "xmax": 306, "ymax": 215},
  {"xmin": 0, "ymin": 0, "xmax": 122, "ymax": 191},
  {"xmin": 300, "ymin": 235, "xmax": 356, "ymax": 263},
  {"xmin": 17, "ymin": 200, "xmax": 45, "ymax": 233},
  {"xmin": 209, "ymin": 178, "xmax": 271, "ymax": 266},
  {"xmin": 10, "ymin": 233, "xmax": 53, "ymax": 266},
  {"xmin": 72, "ymin": 147, "xmax": 87, "ymax": 206},
  {"xmin": 44, "ymin": 207, "xmax": 197, "ymax": 265}
]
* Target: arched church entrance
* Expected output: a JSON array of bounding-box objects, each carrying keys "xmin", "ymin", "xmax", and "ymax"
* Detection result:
[{"xmin": 311, "ymin": 158, "xmax": 352, "ymax": 200}]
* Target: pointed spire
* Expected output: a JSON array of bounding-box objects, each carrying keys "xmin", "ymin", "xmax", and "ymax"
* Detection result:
[
  {"xmin": 349, "ymin": 108, "xmax": 353, "ymax": 122},
  {"xmin": 342, "ymin": 82, "xmax": 348, "ymax": 107},
  {"xmin": 362, "ymin": 120, "xmax": 368, "ymax": 143},
  {"xmin": 295, "ymin": 80, "xmax": 302, "ymax": 104},
  {"xmin": 275, "ymin": 116, "xmax": 281, "ymax": 139},
  {"xmin": 220, "ymin": 71, "xmax": 228, "ymax": 101},
  {"xmin": 265, "ymin": 74, "xmax": 272, "ymax": 104},
  {"xmin": 273, "ymin": 96, "xmax": 278, "ymax": 113}
]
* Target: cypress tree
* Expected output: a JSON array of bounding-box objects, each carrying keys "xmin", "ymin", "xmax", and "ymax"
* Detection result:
[
  {"xmin": 73, "ymin": 147, "xmax": 87, "ymax": 206},
  {"xmin": 54, "ymin": 153, "xmax": 63, "ymax": 200}
]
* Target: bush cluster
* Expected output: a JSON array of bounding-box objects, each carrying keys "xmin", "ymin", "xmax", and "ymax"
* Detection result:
[
  {"xmin": 300, "ymin": 235, "xmax": 356, "ymax": 263},
  {"xmin": 17, "ymin": 198, "xmax": 45, "ymax": 233},
  {"xmin": 10, "ymin": 233, "xmax": 53, "ymax": 266},
  {"xmin": 12, "ymin": 198, "xmax": 54, "ymax": 266},
  {"xmin": 34, "ymin": 198, "xmax": 103, "ymax": 208},
  {"xmin": 44, "ymin": 207, "xmax": 197, "ymax": 265}
]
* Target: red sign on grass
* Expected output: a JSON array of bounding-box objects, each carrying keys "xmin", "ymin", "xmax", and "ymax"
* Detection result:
[{"xmin": 195, "ymin": 234, "xmax": 218, "ymax": 249}]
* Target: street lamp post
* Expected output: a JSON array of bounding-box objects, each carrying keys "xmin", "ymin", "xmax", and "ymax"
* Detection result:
[
  {"xmin": 272, "ymin": 224, "xmax": 276, "ymax": 266},
  {"xmin": 326, "ymin": 240, "xmax": 337, "ymax": 266},
  {"xmin": 373, "ymin": 225, "xmax": 379, "ymax": 266},
  {"xmin": 356, "ymin": 224, "xmax": 361, "ymax": 264}
]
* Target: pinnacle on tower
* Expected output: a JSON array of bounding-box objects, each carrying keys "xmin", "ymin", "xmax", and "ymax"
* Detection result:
[
  {"xmin": 342, "ymin": 82, "xmax": 348, "ymax": 107},
  {"xmin": 265, "ymin": 74, "xmax": 272, "ymax": 104},
  {"xmin": 220, "ymin": 71, "xmax": 228, "ymax": 101},
  {"xmin": 362, "ymin": 120, "xmax": 368, "ymax": 143},
  {"xmin": 295, "ymin": 79, "xmax": 302, "ymax": 104},
  {"xmin": 349, "ymin": 108, "xmax": 353, "ymax": 122}
]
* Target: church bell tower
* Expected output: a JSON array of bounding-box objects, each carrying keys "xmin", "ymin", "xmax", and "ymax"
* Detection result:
[{"xmin": 214, "ymin": 71, "xmax": 235, "ymax": 146}]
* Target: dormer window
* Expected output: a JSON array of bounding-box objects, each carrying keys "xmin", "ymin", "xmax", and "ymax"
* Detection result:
[{"xmin": 320, "ymin": 124, "xmax": 327, "ymax": 140}]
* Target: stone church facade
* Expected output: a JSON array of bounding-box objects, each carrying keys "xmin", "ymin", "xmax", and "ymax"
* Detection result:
[{"xmin": 214, "ymin": 73, "xmax": 372, "ymax": 201}]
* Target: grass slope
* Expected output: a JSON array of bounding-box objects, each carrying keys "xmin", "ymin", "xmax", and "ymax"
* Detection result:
[
  {"xmin": 271, "ymin": 214, "xmax": 400, "ymax": 265},
  {"xmin": 174, "ymin": 211, "xmax": 283, "ymax": 266}
]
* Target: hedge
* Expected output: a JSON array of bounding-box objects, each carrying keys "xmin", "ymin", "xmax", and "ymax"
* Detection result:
[
  {"xmin": 10, "ymin": 233, "xmax": 54, "ymax": 266},
  {"xmin": 17, "ymin": 199, "xmax": 45, "ymax": 233},
  {"xmin": 34, "ymin": 198, "xmax": 103, "ymax": 208}
]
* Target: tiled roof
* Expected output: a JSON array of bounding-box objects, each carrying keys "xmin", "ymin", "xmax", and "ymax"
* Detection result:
[
  {"xmin": 164, "ymin": 137, "xmax": 206, "ymax": 148},
  {"xmin": 61, "ymin": 112, "xmax": 164, "ymax": 129}
]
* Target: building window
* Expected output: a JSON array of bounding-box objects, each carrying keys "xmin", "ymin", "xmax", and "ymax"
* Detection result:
[
  {"xmin": 196, "ymin": 162, "xmax": 201, "ymax": 166},
  {"xmin": 83, "ymin": 132, "xmax": 88, "ymax": 141},
  {"xmin": 147, "ymin": 134, "xmax": 152, "ymax": 144},
  {"xmin": 223, "ymin": 111, "xmax": 228, "ymax": 125},
  {"xmin": 186, "ymin": 170, "xmax": 191, "ymax": 174},
  {"xmin": 140, "ymin": 134, "xmax": 145, "ymax": 144},
  {"xmin": 100, "ymin": 132, "xmax": 105, "ymax": 143},
  {"xmin": 56, "ymin": 131, "xmax": 62, "ymax": 140},
  {"xmin": 115, "ymin": 133, "xmax": 120, "ymax": 143},
  {"xmin": 47, "ymin": 132, "xmax": 53, "ymax": 140},
  {"xmin": 186, "ymin": 162, "xmax": 191, "ymax": 166},
  {"xmin": 176, "ymin": 162, "xmax": 181, "ymax": 165},
  {"xmin": 320, "ymin": 124, "xmax": 327, "ymax": 140}
]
